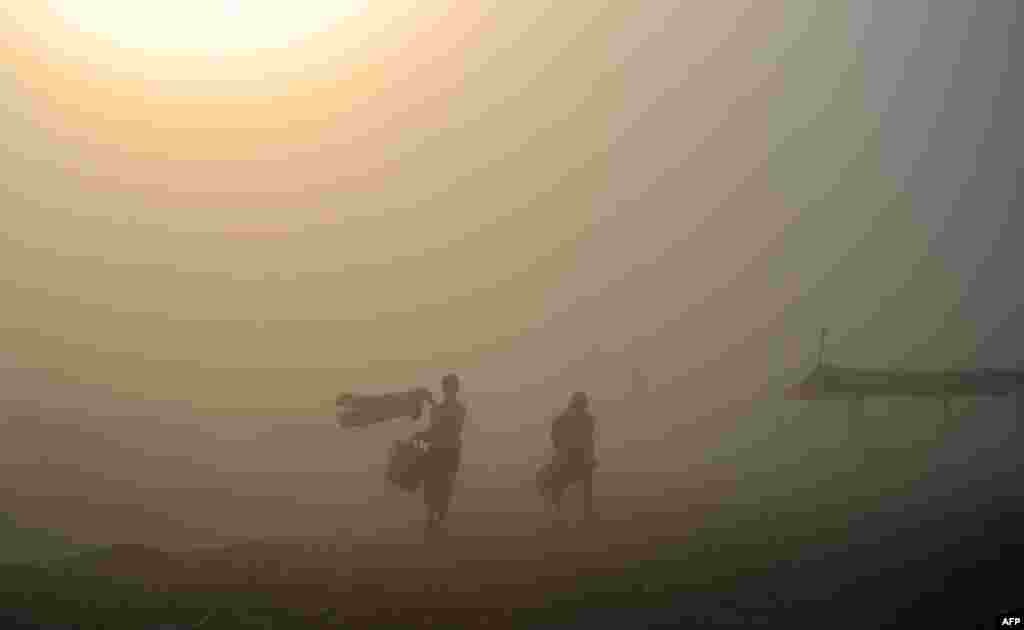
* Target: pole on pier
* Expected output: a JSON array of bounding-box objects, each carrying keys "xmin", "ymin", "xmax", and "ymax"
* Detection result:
[{"xmin": 817, "ymin": 328, "xmax": 829, "ymax": 368}]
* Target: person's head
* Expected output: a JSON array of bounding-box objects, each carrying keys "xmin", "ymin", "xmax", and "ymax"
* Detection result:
[
  {"xmin": 441, "ymin": 373, "xmax": 460, "ymax": 399},
  {"xmin": 569, "ymin": 391, "xmax": 588, "ymax": 412}
]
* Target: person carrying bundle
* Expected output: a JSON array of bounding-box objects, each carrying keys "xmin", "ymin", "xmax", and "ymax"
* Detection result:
[
  {"xmin": 334, "ymin": 377, "xmax": 466, "ymax": 538},
  {"xmin": 539, "ymin": 391, "xmax": 598, "ymax": 523},
  {"xmin": 412, "ymin": 373, "xmax": 467, "ymax": 538}
]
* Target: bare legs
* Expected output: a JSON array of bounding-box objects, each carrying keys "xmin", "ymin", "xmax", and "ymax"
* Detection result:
[
  {"xmin": 423, "ymin": 463, "xmax": 457, "ymax": 540},
  {"xmin": 547, "ymin": 474, "xmax": 594, "ymax": 526},
  {"xmin": 424, "ymin": 504, "xmax": 438, "ymax": 538},
  {"xmin": 581, "ymin": 471, "xmax": 595, "ymax": 522}
]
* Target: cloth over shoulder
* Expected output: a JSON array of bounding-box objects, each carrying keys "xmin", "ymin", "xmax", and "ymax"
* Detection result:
[{"xmin": 336, "ymin": 388, "xmax": 433, "ymax": 429}]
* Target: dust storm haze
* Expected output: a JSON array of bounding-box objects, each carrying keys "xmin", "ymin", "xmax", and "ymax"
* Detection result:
[{"xmin": 1, "ymin": 2, "xmax": 1021, "ymax": 620}]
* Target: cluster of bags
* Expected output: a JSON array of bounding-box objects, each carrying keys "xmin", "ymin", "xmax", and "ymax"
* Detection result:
[
  {"xmin": 387, "ymin": 438, "xmax": 430, "ymax": 492},
  {"xmin": 386, "ymin": 435, "xmax": 599, "ymax": 499}
]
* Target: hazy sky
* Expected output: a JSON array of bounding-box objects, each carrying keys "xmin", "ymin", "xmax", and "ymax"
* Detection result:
[
  {"xmin": 3, "ymin": 2, "xmax": 632, "ymax": 414},
  {"xmin": 1, "ymin": 2, "xmax": 1020, "ymax": 533},
  {"xmin": 849, "ymin": 0, "xmax": 1021, "ymax": 499},
  {"xmin": 852, "ymin": 1, "xmax": 1021, "ymax": 356}
]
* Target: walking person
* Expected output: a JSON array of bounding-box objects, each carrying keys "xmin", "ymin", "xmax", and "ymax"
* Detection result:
[
  {"xmin": 413, "ymin": 373, "xmax": 467, "ymax": 538},
  {"xmin": 544, "ymin": 391, "xmax": 598, "ymax": 524}
]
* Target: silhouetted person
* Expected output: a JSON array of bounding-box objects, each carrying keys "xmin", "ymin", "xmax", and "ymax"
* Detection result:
[
  {"xmin": 413, "ymin": 373, "xmax": 466, "ymax": 537},
  {"xmin": 547, "ymin": 392, "xmax": 597, "ymax": 522}
]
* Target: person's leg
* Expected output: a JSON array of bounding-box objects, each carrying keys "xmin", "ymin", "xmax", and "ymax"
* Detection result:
[
  {"xmin": 434, "ymin": 473, "xmax": 447, "ymax": 522},
  {"xmin": 423, "ymin": 490, "xmax": 437, "ymax": 537},
  {"xmin": 549, "ymin": 479, "xmax": 569, "ymax": 527},
  {"xmin": 438, "ymin": 472, "xmax": 455, "ymax": 525},
  {"xmin": 551, "ymin": 454, "xmax": 570, "ymax": 512},
  {"xmin": 544, "ymin": 486, "xmax": 559, "ymax": 514},
  {"xmin": 438, "ymin": 449, "xmax": 460, "ymax": 525},
  {"xmin": 441, "ymin": 449, "xmax": 461, "ymax": 524},
  {"xmin": 422, "ymin": 454, "xmax": 440, "ymax": 536},
  {"xmin": 581, "ymin": 470, "xmax": 594, "ymax": 521}
]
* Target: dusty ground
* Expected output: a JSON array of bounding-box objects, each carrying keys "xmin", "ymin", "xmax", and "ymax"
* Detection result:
[{"xmin": 61, "ymin": 494, "xmax": 1020, "ymax": 629}]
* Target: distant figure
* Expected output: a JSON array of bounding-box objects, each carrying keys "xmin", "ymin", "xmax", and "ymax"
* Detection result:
[
  {"xmin": 336, "ymin": 388, "xmax": 435, "ymax": 429},
  {"xmin": 539, "ymin": 392, "xmax": 597, "ymax": 522},
  {"xmin": 413, "ymin": 373, "xmax": 467, "ymax": 537}
]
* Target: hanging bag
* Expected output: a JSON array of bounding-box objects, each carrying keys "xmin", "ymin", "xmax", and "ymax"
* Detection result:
[{"xmin": 387, "ymin": 438, "xmax": 429, "ymax": 492}]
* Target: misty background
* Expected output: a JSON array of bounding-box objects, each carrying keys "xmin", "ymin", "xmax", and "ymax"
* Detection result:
[{"xmin": 1, "ymin": 1, "xmax": 1020, "ymax": 560}]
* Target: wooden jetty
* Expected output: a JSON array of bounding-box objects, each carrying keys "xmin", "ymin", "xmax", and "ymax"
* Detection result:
[
  {"xmin": 784, "ymin": 329, "xmax": 1024, "ymax": 419},
  {"xmin": 785, "ymin": 364, "xmax": 1024, "ymax": 401}
]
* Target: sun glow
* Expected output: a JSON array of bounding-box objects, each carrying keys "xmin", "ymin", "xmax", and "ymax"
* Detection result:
[
  {"xmin": 47, "ymin": 0, "xmax": 370, "ymax": 56},
  {"xmin": 5, "ymin": 0, "xmax": 481, "ymax": 229}
]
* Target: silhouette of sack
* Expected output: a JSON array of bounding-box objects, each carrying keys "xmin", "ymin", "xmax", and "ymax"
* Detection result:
[
  {"xmin": 536, "ymin": 460, "xmax": 557, "ymax": 498},
  {"xmin": 536, "ymin": 453, "xmax": 597, "ymax": 498},
  {"xmin": 387, "ymin": 438, "xmax": 429, "ymax": 492}
]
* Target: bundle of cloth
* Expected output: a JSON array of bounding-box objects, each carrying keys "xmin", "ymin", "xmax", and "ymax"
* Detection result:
[
  {"xmin": 335, "ymin": 388, "xmax": 435, "ymax": 429},
  {"xmin": 387, "ymin": 438, "xmax": 430, "ymax": 492}
]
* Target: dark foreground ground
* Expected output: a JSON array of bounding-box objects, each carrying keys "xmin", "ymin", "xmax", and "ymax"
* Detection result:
[{"xmin": 1, "ymin": 487, "xmax": 1020, "ymax": 630}]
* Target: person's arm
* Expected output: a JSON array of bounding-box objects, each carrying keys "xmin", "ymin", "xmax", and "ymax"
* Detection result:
[
  {"xmin": 589, "ymin": 415, "xmax": 597, "ymax": 458},
  {"xmin": 456, "ymin": 403, "xmax": 467, "ymax": 437},
  {"xmin": 411, "ymin": 403, "xmax": 437, "ymax": 443},
  {"xmin": 410, "ymin": 390, "xmax": 436, "ymax": 421},
  {"xmin": 551, "ymin": 415, "xmax": 565, "ymax": 451}
]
